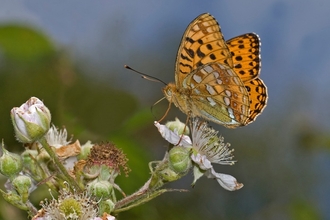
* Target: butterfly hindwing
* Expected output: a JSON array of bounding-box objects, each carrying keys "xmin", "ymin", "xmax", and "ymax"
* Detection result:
[
  {"xmin": 226, "ymin": 33, "xmax": 267, "ymax": 123},
  {"xmin": 184, "ymin": 63, "xmax": 250, "ymax": 128},
  {"xmin": 226, "ymin": 33, "xmax": 261, "ymax": 82},
  {"xmin": 244, "ymin": 78, "xmax": 267, "ymax": 124}
]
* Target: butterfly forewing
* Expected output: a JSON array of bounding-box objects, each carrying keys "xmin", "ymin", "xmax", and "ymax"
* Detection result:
[{"xmin": 175, "ymin": 13, "xmax": 233, "ymax": 86}]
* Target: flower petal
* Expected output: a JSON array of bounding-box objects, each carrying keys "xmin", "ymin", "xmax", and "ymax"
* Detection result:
[
  {"xmin": 154, "ymin": 121, "xmax": 192, "ymax": 146},
  {"xmin": 191, "ymin": 153, "xmax": 212, "ymax": 170},
  {"xmin": 205, "ymin": 168, "xmax": 243, "ymax": 191}
]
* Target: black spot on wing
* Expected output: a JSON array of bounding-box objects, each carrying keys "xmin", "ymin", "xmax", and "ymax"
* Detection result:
[
  {"xmin": 235, "ymin": 56, "xmax": 242, "ymax": 61},
  {"xmin": 186, "ymin": 37, "xmax": 195, "ymax": 44},
  {"xmin": 210, "ymin": 54, "xmax": 216, "ymax": 60},
  {"xmin": 181, "ymin": 53, "xmax": 192, "ymax": 62},
  {"xmin": 197, "ymin": 48, "xmax": 205, "ymax": 58},
  {"xmin": 185, "ymin": 48, "xmax": 195, "ymax": 58}
]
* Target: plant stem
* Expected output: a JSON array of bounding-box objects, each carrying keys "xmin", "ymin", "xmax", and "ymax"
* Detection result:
[
  {"xmin": 26, "ymin": 200, "xmax": 38, "ymax": 217},
  {"xmin": 114, "ymin": 178, "xmax": 151, "ymax": 211},
  {"xmin": 38, "ymin": 137, "xmax": 82, "ymax": 191}
]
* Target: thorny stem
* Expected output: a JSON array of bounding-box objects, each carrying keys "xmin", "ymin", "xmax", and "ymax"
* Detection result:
[
  {"xmin": 26, "ymin": 200, "xmax": 38, "ymax": 217},
  {"xmin": 114, "ymin": 188, "xmax": 187, "ymax": 213},
  {"xmin": 38, "ymin": 137, "xmax": 82, "ymax": 191},
  {"xmin": 114, "ymin": 178, "xmax": 152, "ymax": 211},
  {"xmin": 114, "ymin": 156, "xmax": 169, "ymax": 210},
  {"xmin": 114, "ymin": 153, "xmax": 185, "ymax": 213},
  {"xmin": 114, "ymin": 176, "xmax": 188, "ymax": 214}
]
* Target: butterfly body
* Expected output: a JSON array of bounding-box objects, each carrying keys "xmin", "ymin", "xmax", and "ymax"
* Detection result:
[{"xmin": 163, "ymin": 13, "xmax": 267, "ymax": 128}]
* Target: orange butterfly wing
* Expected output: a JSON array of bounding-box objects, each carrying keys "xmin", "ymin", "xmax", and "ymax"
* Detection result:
[
  {"xmin": 175, "ymin": 13, "xmax": 233, "ymax": 86},
  {"xmin": 227, "ymin": 33, "xmax": 267, "ymax": 124},
  {"xmin": 163, "ymin": 13, "xmax": 267, "ymax": 128}
]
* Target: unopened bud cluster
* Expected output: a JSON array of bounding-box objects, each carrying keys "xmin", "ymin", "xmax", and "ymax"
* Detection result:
[{"xmin": 0, "ymin": 97, "xmax": 125, "ymax": 219}]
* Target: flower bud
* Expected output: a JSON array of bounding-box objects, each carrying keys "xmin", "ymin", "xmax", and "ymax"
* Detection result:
[
  {"xmin": 99, "ymin": 199, "xmax": 115, "ymax": 215},
  {"xmin": 21, "ymin": 149, "xmax": 44, "ymax": 182},
  {"xmin": 0, "ymin": 144, "xmax": 23, "ymax": 178},
  {"xmin": 158, "ymin": 166, "xmax": 181, "ymax": 182},
  {"xmin": 12, "ymin": 175, "xmax": 33, "ymax": 203},
  {"xmin": 168, "ymin": 146, "xmax": 192, "ymax": 174},
  {"xmin": 88, "ymin": 180, "xmax": 114, "ymax": 200},
  {"xmin": 11, "ymin": 97, "xmax": 51, "ymax": 143},
  {"xmin": 165, "ymin": 118, "xmax": 190, "ymax": 135},
  {"xmin": 78, "ymin": 141, "xmax": 93, "ymax": 160},
  {"xmin": 0, "ymin": 189, "xmax": 28, "ymax": 210}
]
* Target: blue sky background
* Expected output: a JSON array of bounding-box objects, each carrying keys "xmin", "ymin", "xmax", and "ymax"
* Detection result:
[{"xmin": 1, "ymin": 1, "xmax": 330, "ymax": 219}]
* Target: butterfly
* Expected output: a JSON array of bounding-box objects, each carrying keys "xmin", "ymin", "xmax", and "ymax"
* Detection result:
[{"xmin": 162, "ymin": 13, "xmax": 267, "ymax": 128}]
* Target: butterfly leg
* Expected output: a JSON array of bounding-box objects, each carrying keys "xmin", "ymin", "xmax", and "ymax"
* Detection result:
[
  {"xmin": 157, "ymin": 98, "xmax": 172, "ymax": 123},
  {"xmin": 175, "ymin": 113, "xmax": 191, "ymax": 146}
]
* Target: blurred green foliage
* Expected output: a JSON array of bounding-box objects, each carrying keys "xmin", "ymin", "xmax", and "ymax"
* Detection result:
[
  {"xmin": 0, "ymin": 24, "xmax": 153, "ymax": 219},
  {"xmin": 0, "ymin": 25, "xmax": 54, "ymax": 61}
]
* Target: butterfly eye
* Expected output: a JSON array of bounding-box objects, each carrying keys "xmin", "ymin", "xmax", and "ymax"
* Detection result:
[{"xmin": 162, "ymin": 86, "xmax": 173, "ymax": 100}]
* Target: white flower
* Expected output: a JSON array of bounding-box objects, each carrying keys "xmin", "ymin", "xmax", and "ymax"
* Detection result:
[
  {"xmin": 154, "ymin": 121, "xmax": 191, "ymax": 146},
  {"xmin": 46, "ymin": 125, "xmax": 81, "ymax": 170},
  {"xmin": 165, "ymin": 117, "xmax": 190, "ymax": 135},
  {"xmin": 191, "ymin": 119, "xmax": 243, "ymax": 191},
  {"xmin": 46, "ymin": 125, "xmax": 71, "ymax": 148},
  {"xmin": 37, "ymin": 184, "xmax": 98, "ymax": 220},
  {"xmin": 11, "ymin": 97, "xmax": 51, "ymax": 143},
  {"xmin": 93, "ymin": 214, "xmax": 116, "ymax": 220},
  {"xmin": 155, "ymin": 118, "xmax": 243, "ymax": 191}
]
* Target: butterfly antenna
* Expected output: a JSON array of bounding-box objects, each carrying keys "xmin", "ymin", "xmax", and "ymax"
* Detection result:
[{"xmin": 124, "ymin": 65, "xmax": 167, "ymax": 85}]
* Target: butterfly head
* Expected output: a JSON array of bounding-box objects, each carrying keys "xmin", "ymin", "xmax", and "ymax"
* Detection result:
[
  {"xmin": 162, "ymin": 83, "xmax": 176, "ymax": 102},
  {"xmin": 162, "ymin": 82, "xmax": 192, "ymax": 118}
]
